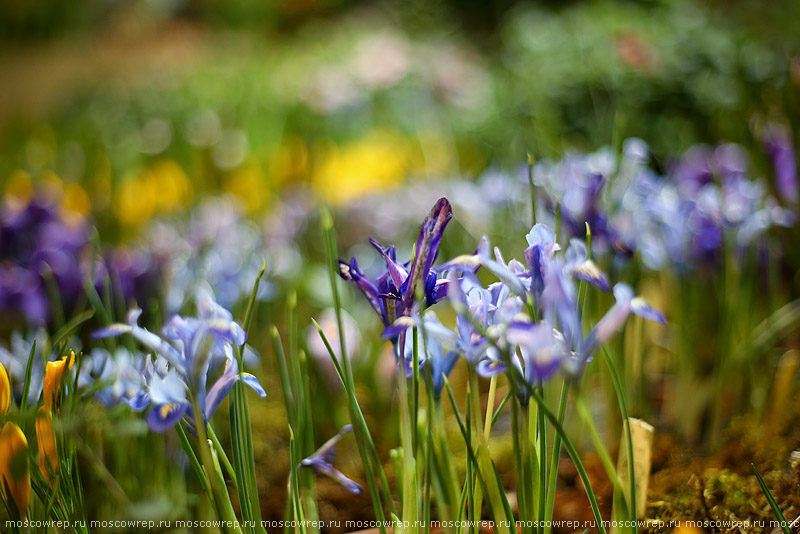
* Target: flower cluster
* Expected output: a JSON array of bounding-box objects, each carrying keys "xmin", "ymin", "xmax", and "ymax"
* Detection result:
[
  {"xmin": 533, "ymin": 138, "xmax": 796, "ymax": 270},
  {"xmin": 143, "ymin": 197, "xmax": 276, "ymax": 314},
  {"xmin": 0, "ymin": 193, "xmax": 163, "ymax": 327},
  {"xmin": 340, "ymin": 198, "xmax": 665, "ymax": 399},
  {"xmin": 93, "ymin": 289, "xmax": 265, "ymax": 432}
]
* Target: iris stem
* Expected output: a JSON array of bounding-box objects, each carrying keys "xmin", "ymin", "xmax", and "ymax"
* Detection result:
[
  {"xmin": 602, "ymin": 347, "xmax": 638, "ymax": 531},
  {"xmin": 520, "ymin": 401, "xmax": 534, "ymax": 533},
  {"xmin": 543, "ymin": 379, "xmax": 568, "ymax": 534},
  {"xmin": 191, "ymin": 397, "xmax": 243, "ymax": 534},
  {"xmin": 208, "ymin": 425, "xmax": 238, "ymax": 489},
  {"xmin": 397, "ymin": 340, "xmax": 418, "ymax": 534},
  {"xmin": 483, "ymin": 376, "xmax": 497, "ymax": 441},
  {"xmin": 511, "ymin": 398, "xmax": 526, "ymax": 525},
  {"xmin": 468, "ymin": 369, "xmax": 484, "ymax": 528},
  {"xmin": 537, "ymin": 383, "xmax": 547, "ymax": 533},
  {"xmin": 574, "ymin": 390, "xmax": 629, "ymax": 517}
]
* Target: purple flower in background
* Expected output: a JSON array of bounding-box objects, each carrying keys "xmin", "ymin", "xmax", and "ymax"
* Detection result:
[
  {"xmin": 764, "ymin": 124, "xmax": 798, "ymax": 204},
  {"xmin": 0, "ymin": 196, "xmax": 90, "ymax": 325},
  {"xmin": 99, "ymin": 248, "xmax": 163, "ymax": 311},
  {"xmin": 300, "ymin": 425, "xmax": 363, "ymax": 494},
  {"xmin": 533, "ymin": 149, "xmax": 616, "ymax": 248},
  {"xmin": 525, "ymin": 224, "xmax": 560, "ymax": 297},
  {"xmin": 0, "ymin": 264, "xmax": 50, "ymax": 325}
]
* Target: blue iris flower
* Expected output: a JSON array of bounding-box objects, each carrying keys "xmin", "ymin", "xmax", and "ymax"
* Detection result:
[
  {"xmin": 579, "ymin": 283, "xmax": 665, "ymax": 363},
  {"xmin": 78, "ymin": 347, "xmax": 148, "ymax": 408},
  {"xmin": 93, "ymin": 289, "xmax": 266, "ymax": 433},
  {"xmin": 299, "ymin": 425, "xmax": 363, "ymax": 494}
]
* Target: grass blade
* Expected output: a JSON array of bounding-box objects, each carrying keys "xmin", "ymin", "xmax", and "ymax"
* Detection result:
[{"xmin": 753, "ymin": 464, "xmax": 790, "ymax": 534}]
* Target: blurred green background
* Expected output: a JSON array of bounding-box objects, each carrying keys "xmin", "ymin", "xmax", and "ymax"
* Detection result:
[{"xmin": 1, "ymin": 0, "xmax": 799, "ymax": 238}]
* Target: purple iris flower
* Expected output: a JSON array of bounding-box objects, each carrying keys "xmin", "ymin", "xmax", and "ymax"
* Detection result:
[
  {"xmin": 299, "ymin": 424, "xmax": 362, "ymax": 494},
  {"xmin": 506, "ymin": 321, "xmax": 570, "ymax": 386},
  {"xmin": 339, "ymin": 198, "xmax": 453, "ymax": 336},
  {"xmin": 0, "ymin": 264, "xmax": 50, "ymax": 325},
  {"xmin": 564, "ymin": 239, "xmax": 609, "ymax": 292},
  {"xmin": 533, "ymin": 149, "xmax": 616, "ymax": 248},
  {"xmin": 414, "ymin": 272, "xmax": 493, "ymax": 370},
  {"xmin": 524, "ymin": 224, "xmax": 560, "ymax": 298},
  {"xmin": 580, "ymin": 283, "xmax": 665, "ymax": 361},
  {"xmin": 93, "ymin": 289, "xmax": 265, "ymax": 432},
  {"xmin": 763, "ymin": 124, "xmax": 798, "ymax": 204}
]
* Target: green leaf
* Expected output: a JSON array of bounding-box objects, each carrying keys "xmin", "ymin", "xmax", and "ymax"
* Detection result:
[{"xmin": 752, "ymin": 464, "xmax": 790, "ymax": 534}]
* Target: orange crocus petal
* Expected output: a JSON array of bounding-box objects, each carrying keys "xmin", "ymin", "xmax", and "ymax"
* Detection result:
[
  {"xmin": 0, "ymin": 422, "xmax": 30, "ymax": 516},
  {"xmin": 35, "ymin": 407, "xmax": 58, "ymax": 483},
  {"xmin": 0, "ymin": 362, "xmax": 9, "ymax": 417},
  {"xmin": 43, "ymin": 352, "xmax": 75, "ymax": 412}
]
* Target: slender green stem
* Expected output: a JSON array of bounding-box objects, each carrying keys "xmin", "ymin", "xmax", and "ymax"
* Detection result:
[
  {"xmin": 314, "ymin": 321, "xmax": 392, "ymax": 528},
  {"xmin": 176, "ymin": 424, "xmax": 209, "ymax": 498},
  {"xmin": 483, "ymin": 376, "xmax": 497, "ymax": 440},
  {"xmin": 490, "ymin": 390, "xmax": 512, "ymax": 431},
  {"xmin": 511, "ymin": 398, "xmax": 527, "ymax": 526},
  {"xmin": 423, "ymin": 390, "xmax": 433, "ymax": 534},
  {"xmin": 397, "ymin": 345, "xmax": 418, "ymax": 534},
  {"xmin": 527, "ymin": 153, "xmax": 537, "ymax": 227},
  {"xmin": 602, "ymin": 347, "xmax": 638, "ymax": 528},
  {"xmin": 468, "ymin": 370, "xmax": 484, "ymax": 528},
  {"xmin": 320, "ymin": 209, "xmax": 394, "ymax": 530},
  {"xmin": 543, "ymin": 379, "xmax": 568, "ymax": 534},
  {"xmin": 412, "ymin": 329, "xmax": 420, "ymax": 460},
  {"xmin": 536, "ymin": 383, "xmax": 547, "ymax": 533},
  {"xmin": 520, "ymin": 402, "xmax": 534, "ymax": 533},
  {"xmin": 208, "ymin": 425, "xmax": 238, "ymax": 489},
  {"xmin": 191, "ymin": 397, "xmax": 243, "ymax": 534},
  {"xmin": 753, "ymin": 464, "xmax": 791, "ymax": 534},
  {"xmin": 527, "ymin": 387, "xmax": 606, "ymax": 534},
  {"xmin": 574, "ymin": 391, "xmax": 628, "ymax": 515},
  {"xmin": 288, "ymin": 426, "xmax": 308, "ymax": 534}
]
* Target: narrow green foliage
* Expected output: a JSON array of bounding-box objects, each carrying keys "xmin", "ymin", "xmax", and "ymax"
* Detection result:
[
  {"xmin": 51, "ymin": 309, "xmax": 94, "ymax": 355},
  {"xmin": 20, "ymin": 339, "xmax": 37, "ymax": 412},
  {"xmin": 528, "ymin": 387, "xmax": 607, "ymax": 534},
  {"xmin": 177, "ymin": 424, "xmax": 210, "ymax": 495},
  {"xmin": 320, "ymin": 207, "xmax": 395, "ymax": 527},
  {"xmin": 753, "ymin": 464, "xmax": 791, "ymax": 534},
  {"xmin": 231, "ymin": 261, "xmax": 267, "ymax": 534},
  {"xmin": 602, "ymin": 347, "xmax": 638, "ymax": 531},
  {"xmin": 313, "ymin": 319, "xmax": 391, "ymax": 534}
]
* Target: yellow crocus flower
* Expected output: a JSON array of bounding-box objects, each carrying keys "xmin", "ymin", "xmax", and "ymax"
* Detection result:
[
  {"xmin": 36, "ymin": 407, "xmax": 57, "ymax": 484},
  {"xmin": 43, "ymin": 352, "xmax": 74, "ymax": 412},
  {"xmin": 0, "ymin": 422, "xmax": 30, "ymax": 516},
  {"xmin": 0, "ymin": 362, "xmax": 9, "ymax": 417}
]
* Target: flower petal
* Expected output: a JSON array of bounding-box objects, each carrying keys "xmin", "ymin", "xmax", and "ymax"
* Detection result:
[
  {"xmin": 147, "ymin": 402, "xmax": 189, "ymax": 433},
  {"xmin": 404, "ymin": 198, "xmax": 453, "ymax": 306},
  {"xmin": 631, "ymin": 297, "xmax": 666, "ymax": 324}
]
